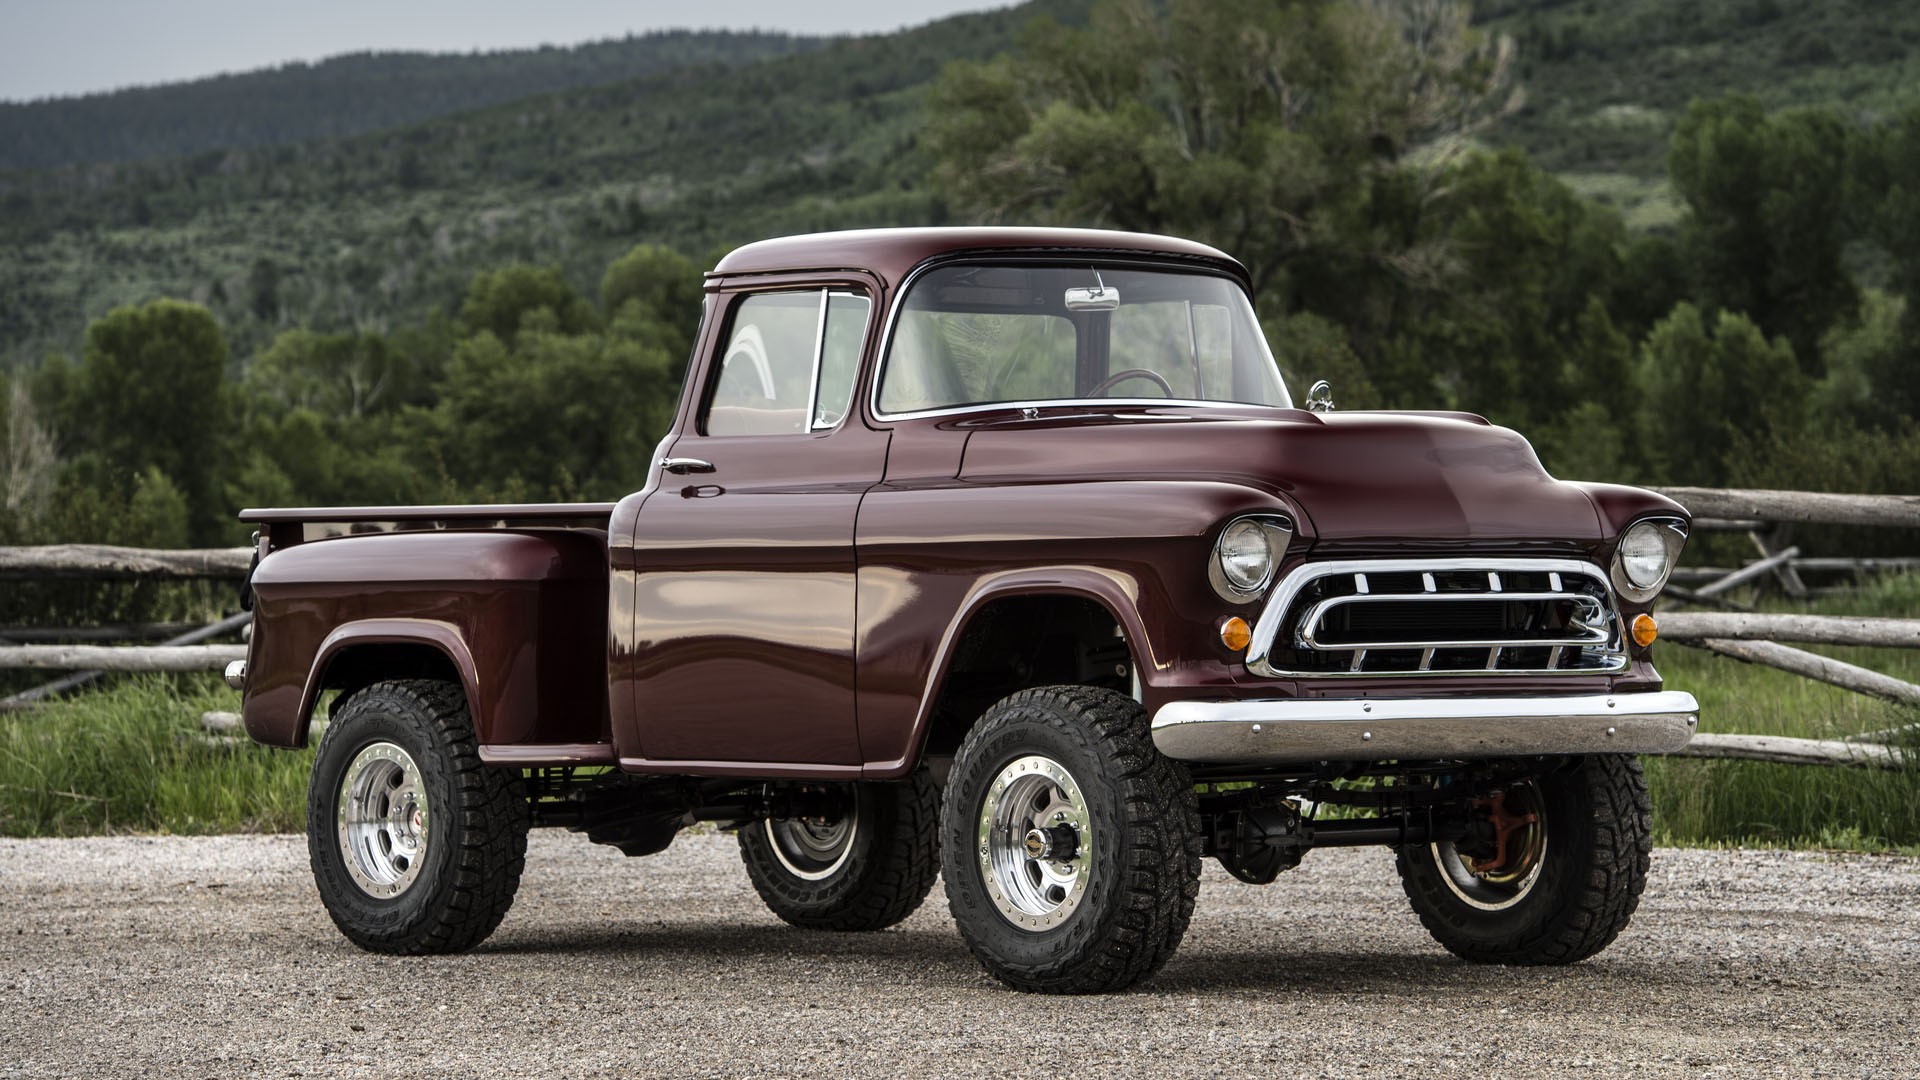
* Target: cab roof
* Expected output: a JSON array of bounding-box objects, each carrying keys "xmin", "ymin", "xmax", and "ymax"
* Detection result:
[{"xmin": 710, "ymin": 227, "xmax": 1249, "ymax": 291}]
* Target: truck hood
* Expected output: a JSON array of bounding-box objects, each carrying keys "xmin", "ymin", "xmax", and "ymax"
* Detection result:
[{"xmin": 954, "ymin": 408, "xmax": 1604, "ymax": 544}]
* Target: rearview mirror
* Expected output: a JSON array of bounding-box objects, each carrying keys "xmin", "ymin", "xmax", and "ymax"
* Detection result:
[{"xmin": 1064, "ymin": 285, "xmax": 1120, "ymax": 312}]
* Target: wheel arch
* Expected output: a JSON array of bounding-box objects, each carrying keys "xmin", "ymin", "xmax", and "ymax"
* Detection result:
[
  {"xmin": 879, "ymin": 569, "xmax": 1149, "ymax": 779},
  {"xmin": 296, "ymin": 620, "xmax": 481, "ymax": 747}
]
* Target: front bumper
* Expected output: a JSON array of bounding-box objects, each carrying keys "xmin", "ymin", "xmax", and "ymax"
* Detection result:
[{"xmin": 1151, "ymin": 691, "xmax": 1698, "ymax": 764}]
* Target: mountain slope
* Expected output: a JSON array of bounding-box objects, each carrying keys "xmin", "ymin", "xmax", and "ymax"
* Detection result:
[
  {"xmin": 1483, "ymin": 0, "xmax": 1920, "ymax": 176},
  {"xmin": 0, "ymin": 30, "xmax": 827, "ymax": 170},
  {"xmin": 2, "ymin": 0, "xmax": 1916, "ymax": 366},
  {"xmin": 0, "ymin": 1, "xmax": 1093, "ymax": 362}
]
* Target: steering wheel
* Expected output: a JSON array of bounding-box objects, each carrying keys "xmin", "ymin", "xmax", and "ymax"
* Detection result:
[{"xmin": 1086, "ymin": 368, "xmax": 1175, "ymax": 397}]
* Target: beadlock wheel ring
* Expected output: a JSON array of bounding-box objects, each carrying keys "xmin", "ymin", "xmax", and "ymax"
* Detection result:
[
  {"xmin": 977, "ymin": 754, "xmax": 1093, "ymax": 932},
  {"xmin": 336, "ymin": 741, "xmax": 429, "ymax": 900}
]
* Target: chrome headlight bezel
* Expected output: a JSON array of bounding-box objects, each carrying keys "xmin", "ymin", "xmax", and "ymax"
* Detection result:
[
  {"xmin": 1610, "ymin": 517, "xmax": 1687, "ymax": 603},
  {"xmin": 1209, "ymin": 515, "xmax": 1294, "ymax": 602}
]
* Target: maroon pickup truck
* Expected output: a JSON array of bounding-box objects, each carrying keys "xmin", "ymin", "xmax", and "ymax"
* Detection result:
[{"xmin": 232, "ymin": 227, "xmax": 1698, "ymax": 993}]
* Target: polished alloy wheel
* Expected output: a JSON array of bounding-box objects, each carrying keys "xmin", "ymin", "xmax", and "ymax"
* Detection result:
[
  {"xmin": 336, "ymin": 741, "xmax": 429, "ymax": 899},
  {"xmin": 1430, "ymin": 785, "xmax": 1547, "ymax": 912},
  {"xmin": 977, "ymin": 754, "xmax": 1092, "ymax": 931}
]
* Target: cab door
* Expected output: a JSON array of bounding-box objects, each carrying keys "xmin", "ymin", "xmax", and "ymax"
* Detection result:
[{"xmin": 626, "ymin": 285, "xmax": 884, "ymax": 769}]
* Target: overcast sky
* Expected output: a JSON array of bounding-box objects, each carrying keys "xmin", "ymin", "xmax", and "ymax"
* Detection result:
[{"xmin": 0, "ymin": 0, "xmax": 1011, "ymax": 102}]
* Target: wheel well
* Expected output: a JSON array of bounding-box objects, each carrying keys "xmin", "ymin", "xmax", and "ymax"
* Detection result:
[
  {"xmin": 918, "ymin": 595, "xmax": 1133, "ymax": 760},
  {"xmin": 316, "ymin": 644, "xmax": 464, "ymax": 730}
]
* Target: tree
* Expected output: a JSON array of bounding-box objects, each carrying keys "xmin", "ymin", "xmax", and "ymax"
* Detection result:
[
  {"xmin": 1636, "ymin": 303, "xmax": 1804, "ymax": 486},
  {"xmin": 75, "ymin": 300, "xmax": 233, "ymax": 543},
  {"xmin": 926, "ymin": 0, "xmax": 1519, "ymax": 301},
  {"xmin": 458, "ymin": 265, "xmax": 597, "ymax": 341},
  {"xmin": 247, "ymin": 257, "xmax": 282, "ymax": 322},
  {"xmin": 1376, "ymin": 149, "xmax": 1633, "ymax": 427},
  {"xmin": 1668, "ymin": 96, "xmax": 1856, "ymax": 372},
  {"xmin": 599, "ymin": 244, "xmax": 703, "ymax": 370},
  {"xmin": 430, "ymin": 327, "xmax": 676, "ymax": 499},
  {"xmin": 4, "ymin": 375, "xmax": 59, "ymax": 525},
  {"xmin": 246, "ymin": 329, "xmax": 417, "ymax": 419},
  {"xmin": 1859, "ymin": 103, "xmax": 1920, "ymax": 425}
]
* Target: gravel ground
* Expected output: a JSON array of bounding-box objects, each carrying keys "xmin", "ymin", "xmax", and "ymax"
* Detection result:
[{"xmin": 2, "ymin": 831, "xmax": 1916, "ymax": 1079}]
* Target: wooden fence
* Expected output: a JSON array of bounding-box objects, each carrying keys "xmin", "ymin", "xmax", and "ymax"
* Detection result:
[
  {"xmin": 0, "ymin": 547, "xmax": 251, "ymax": 713},
  {"xmin": 0, "ymin": 488, "xmax": 1913, "ymax": 766},
  {"xmin": 1644, "ymin": 486, "xmax": 1918, "ymax": 768}
]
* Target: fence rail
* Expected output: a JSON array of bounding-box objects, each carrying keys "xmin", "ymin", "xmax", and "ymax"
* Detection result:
[
  {"xmin": 0, "ymin": 489, "xmax": 1912, "ymax": 769},
  {"xmin": 1649, "ymin": 487, "xmax": 1916, "ymax": 769},
  {"xmin": 0, "ymin": 611, "xmax": 251, "ymax": 714},
  {"xmin": 0, "ymin": 544, "xmax": 251, "ymax": 580},
  {"xmin": 0, "ymin": 644, "xmax": 246, "ymax": 672},
  {"xmin": 1652, "ymin": 487, "xmax": 1920, "ymax": 529}
]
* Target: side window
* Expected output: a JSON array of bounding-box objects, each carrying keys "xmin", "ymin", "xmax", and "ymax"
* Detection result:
[{"xmin": 704, "ymin": 289, "xmax": 869, "ymax": 437}]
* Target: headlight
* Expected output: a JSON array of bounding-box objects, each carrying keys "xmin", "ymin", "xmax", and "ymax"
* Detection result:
[
  {"xmin": 1210, "ymin": 516, "xmax": 1292, "ymax": 601},
  {"xmin": 1611, "ymin": 518, "xmax": 1686, "ymax": 603}
]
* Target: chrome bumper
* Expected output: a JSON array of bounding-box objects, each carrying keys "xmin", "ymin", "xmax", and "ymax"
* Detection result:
[{"xmin": 1150, "ymin": 691, "xmax": 1698, "ymax": 764}]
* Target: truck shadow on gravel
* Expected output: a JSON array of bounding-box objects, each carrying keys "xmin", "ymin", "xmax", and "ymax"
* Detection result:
[
  {"xmin": 477, "ymin": 923, "xmax": 1688, "ymax": 996},
  {"xmin": 483, "ymin": 922, "xmax": 977, "ymax": 964},
  {"xmin": 1148, "ymin": 949, "xmax": 1683, "ymax": 996}
]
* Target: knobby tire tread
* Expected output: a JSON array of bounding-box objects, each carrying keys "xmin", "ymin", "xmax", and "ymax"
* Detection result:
[
  {"xmin": 1397, "ymin": 753, "xmax": 1651, "ymax": 966},
  {"xmin": 945, "ymin": 685, "xmax": 1202, "ymax": 994},
  {"xmin": 310, "ymin": 679, "xmax": 529, "ymax": 955},
  {"xmin": 740, "ymin": 771, "xmax": 941, "ymax": 932}
]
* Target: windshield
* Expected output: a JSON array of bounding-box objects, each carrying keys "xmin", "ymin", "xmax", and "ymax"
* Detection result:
[{"xmin": 876, "ymin": 264, "xmax": 1291, "ymax": 416}]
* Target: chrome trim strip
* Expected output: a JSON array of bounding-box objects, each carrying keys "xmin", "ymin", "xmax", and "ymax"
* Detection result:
[
  {"xmin": 803, "ymin": 289, "xmax": 828, "ymax": 431},
  {"xmin": 1150, "ymin": 691, "xmax": 1700, "ymax": 763},
  {"xmin": 1245, "ymin": 557, "xmax": 1626, "ymax": 679},
  {"xmin": 1294, "ymin": 591, "xmax": 1610, "ymax": 651},
  {"xmin": 877, "ymin": 397, "xmax": 1265, "ymax": 424}
]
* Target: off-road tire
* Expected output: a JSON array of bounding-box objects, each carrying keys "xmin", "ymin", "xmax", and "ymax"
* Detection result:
[
  {"xmin": 307, "ymin": 679, "xmax": 529, "ymax": 954},
  {"xmin": 941, "ymin": 686, "xmax": 1202, "ymax": 994},
  {"xmin": 739, "ymin": 771, "xmax": 941, "ymax": 931},
  {"xmin": 1397, "ymin": 754, "xmax": 1651, "ymax": 965}
]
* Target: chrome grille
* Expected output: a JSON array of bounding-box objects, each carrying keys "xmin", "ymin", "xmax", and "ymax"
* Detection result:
[{"xmin": 1246, "ymin": 559, "xmax": 1626, "ymax": 678}]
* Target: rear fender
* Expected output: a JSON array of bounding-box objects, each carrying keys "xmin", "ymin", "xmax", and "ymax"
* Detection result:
[{"xmin": 238, "ymin": 528, "xmax": 610, "ymax": 750}]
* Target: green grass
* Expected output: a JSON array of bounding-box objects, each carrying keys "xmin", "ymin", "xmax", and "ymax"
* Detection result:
[
  {"xmin": 1, "ymin": 577, "xmax": 1914, "ymax": 850},
  {"xmin": 1645, "ymin": 572, "xmax": 1920, "ymax": 854},
  {"xmin": 0, "ymin": 675, "xmax": 311, "ymax": 837}
]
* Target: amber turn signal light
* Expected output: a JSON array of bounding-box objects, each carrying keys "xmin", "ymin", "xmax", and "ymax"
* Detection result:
[
  {"xmin": 1220, "ymin": 616, "xmax": 1252, "ymax": 653},
  {"xmin": 1631, "ymin": 613, "xmax": 1658, "ymax": 648}
]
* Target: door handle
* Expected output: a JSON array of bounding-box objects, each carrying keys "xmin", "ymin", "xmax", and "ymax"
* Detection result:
[{"xmin": 659, "ymin": 457, "xmax": 716, "ymax": 475}]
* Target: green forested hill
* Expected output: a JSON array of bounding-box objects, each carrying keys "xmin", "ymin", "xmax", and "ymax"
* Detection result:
[
  {"xmin": 0, "ymin": 30, "xmax": 827, "ymax": 170},
  {"xmin": 0, "ymin": 0, "xmax": 1091, "ymax": 363},
  {"xmin": 1482, "ymin": 0, "xmax": 1920, "ymax": 176},
  {"xmin": 1, "ymin": 0, "xmax": 1915, "ymax": 367}
]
